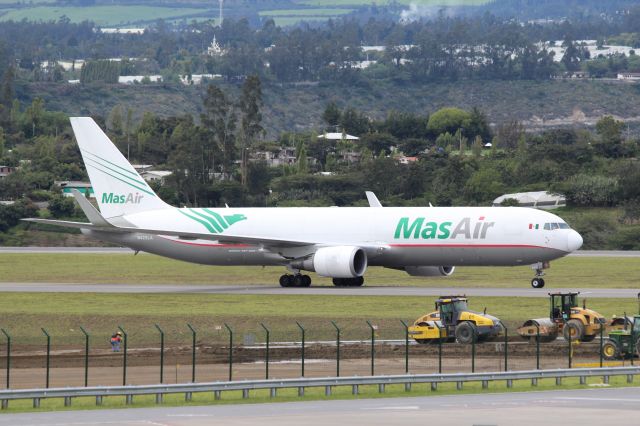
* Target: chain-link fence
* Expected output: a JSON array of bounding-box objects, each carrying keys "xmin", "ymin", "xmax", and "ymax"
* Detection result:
[{"xmin": 0, "ymin": 322, "xmax": 637, "ymax": 389}]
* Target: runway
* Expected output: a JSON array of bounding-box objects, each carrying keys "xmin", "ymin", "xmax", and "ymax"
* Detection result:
[
  {"xmin": 0, "ymin": 386, "xmax": 638, "ymax": 425},
  {"xmin": 0, "ymin": 282, "xmax": 638, "ymax": 297}
]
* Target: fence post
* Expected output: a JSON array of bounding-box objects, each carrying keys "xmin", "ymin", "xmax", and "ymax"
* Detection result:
[
  {"xmin": 536, "ymin": 324, "xmax": 540, "ymax": 370},
  {"xmin": 79, "ymin": 326, "xmax": 89, "ymax": 387},
  {"xmin": 503, "ymin": 323, "xmax": 508, "ymax": 372},
  {"xmin": 224, "ymin": 323, "xmax": 233, "ymax": 381},
  {"xmin": 437, "ymin": 324, "xmax": 443, "ymax": 374},
  {"xmin": 1, "ymin": 329, "xmax": 10, "ymax": 389},
  {"xmin": 187, "ymin": 324, "xmax": 197, "ymax": 383},
  {"xmin": 400, "ymin": 320, "xmax": 409, "ymax": 374},
  {"xmin": 631, "ymin": 322, "xmax": 635, "ymax": 367},
  {"xmin": 599, "ymin": 323, "xmax": 604, "ymax": 368},
  {"xmin": 118, "ymin": 326, "xmax": 127, "ymax": 386},
  {"xmin": 366, "ymin": 321, "xmax": 375, "ymax": 376},
  {"xmin": 260, "ymin": 323, "xmax": 270, "ymax": 380},
  {"xmin": 41, "ymin": 328, "xmax": 50, "ymax": 388},
  {"xmin": 154, "ymin": 324, "xmax": 164, "ymax": 384},
  {"xmin": 567, "ymin": 320, "xmax": 572, "ymax": 369},
  {"xmin": 296, "ymin": 322, "xmax": 305, "ymax": 377},
  {"xmin": 471, "ymin": 326, "xmax": 476, "ymax": 373},
  {"xmin": 331, "ymin": 321, "xmax": 340, "ymax": 377}
]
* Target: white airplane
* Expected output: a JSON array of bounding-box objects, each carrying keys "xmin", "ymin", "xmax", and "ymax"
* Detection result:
[{"xmin": 24, "ymin": 117, "xmax": 583, "ymax": 289}]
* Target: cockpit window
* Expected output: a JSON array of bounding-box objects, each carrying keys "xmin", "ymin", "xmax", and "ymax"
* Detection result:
[{"xmin": 543, "ymin": 222, "xmax": 571, "ymax": 230}]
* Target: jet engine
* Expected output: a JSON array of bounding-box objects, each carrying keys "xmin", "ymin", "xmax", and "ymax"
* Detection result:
[
  {"xmin": 404, "ymin": 266, "xmax": 455, "ymax": 277},
  {"xmin": 294, "ymin": 246, "xmax": 367, "ymax": 278}
]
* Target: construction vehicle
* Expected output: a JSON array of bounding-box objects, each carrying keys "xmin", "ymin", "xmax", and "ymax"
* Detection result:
[
  {"xmin": 517, "ymin": 292, "xmax": 606, "ymax": 343},
  {"xmin": 408, "ymin": 296, "xmax": 503, "ymax": 344},
  {"xmin": 602, "ymin": 315, "xmax": 640, "ymax": 360}
]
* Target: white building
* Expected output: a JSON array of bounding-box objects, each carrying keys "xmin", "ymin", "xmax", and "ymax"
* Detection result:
[
  {"xmin": 492, "ymin": 191, "xmax": 566, "ymax": 210},
  {"xmin": 140, "ymin": 170, "xmax": 172, "ymax": 185},
  {"xmin": 180, "ymin": 74, "xmax": 222, "ymax": 85},
  {"xmin": 207, "ymin": 35, "xmax": 227, "ymax": 56},
  {"xmin": 118, "ymin": 75, "xmax": 162, "ymax": 84},
  {"xmin": 317, "ymin": 132, "xmax": 359, "ymax": 141},
  {"xmin": 617, "ymin": 72, "xmax": 640, "ymax": 81},
  {"xmin": 100, "ymin": 28, "xmax": 145, "ymax": 35}
]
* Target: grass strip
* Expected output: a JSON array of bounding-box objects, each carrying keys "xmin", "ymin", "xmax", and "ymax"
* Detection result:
[{"xmin": 1, "ymin": 254, "xmax": 638, "ymax": 288}]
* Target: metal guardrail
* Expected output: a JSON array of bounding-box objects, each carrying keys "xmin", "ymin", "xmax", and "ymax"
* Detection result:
[{"xmin": 1, "ymin": 366, "xmax": 639, "ymax": 409}]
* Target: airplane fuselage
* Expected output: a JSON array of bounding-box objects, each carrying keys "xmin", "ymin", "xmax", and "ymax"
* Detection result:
[{"xmin": 86, "ymin": 206, "xmax": 580, "ymax": 268}]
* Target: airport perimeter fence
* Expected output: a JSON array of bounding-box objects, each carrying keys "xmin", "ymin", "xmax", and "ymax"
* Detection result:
[{"xmin": 0, "ymin": 321, "xmax": 635, "ymax": 389}]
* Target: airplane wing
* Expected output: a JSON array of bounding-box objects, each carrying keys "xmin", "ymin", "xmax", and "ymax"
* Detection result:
[{"xmin": 22, "ymin": 217, "xmax": 316, "ymax": 248}]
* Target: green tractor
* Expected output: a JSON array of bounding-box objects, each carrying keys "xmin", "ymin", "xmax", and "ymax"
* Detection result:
[{"xmin": 601, "ymin": 315, "xmax": 640, "ymax": 360}]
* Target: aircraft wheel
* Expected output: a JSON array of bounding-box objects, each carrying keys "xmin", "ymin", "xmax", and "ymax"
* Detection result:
[
  {"xmin": 293, "ymin": 274, "xmax": 305, "ymax": 287},
  {"xmin": 301, "ymin": 275, "xmax": 312, "ymax": 287},
  {"xmin": 531, "ymin": 278, "xmax": 545, "ymax": 288},
  {"xmin": 279, "ymin": 274, "xmax": 293, "ymax": 287},
  {"xmin": 332, "ymin": 278, "xmax": 346, "ymax": 287},
  {"xmin": 354, "ymin": 276, "xmax": 364, "ymax": 287}
]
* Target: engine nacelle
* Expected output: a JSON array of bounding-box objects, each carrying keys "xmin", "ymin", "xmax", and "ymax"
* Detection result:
[
  {"xmin": 405, "ymin": 266, "xmax": 455, "ymax": 277},
  {"xmin": 312, "ymin": 246, "xmax": 368, "ymax": 278}
]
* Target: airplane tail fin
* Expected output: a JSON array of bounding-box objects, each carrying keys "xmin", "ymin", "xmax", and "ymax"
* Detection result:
[{"xmin": 70, "ymin": 117, "xmax": 171, "ymax": 219}]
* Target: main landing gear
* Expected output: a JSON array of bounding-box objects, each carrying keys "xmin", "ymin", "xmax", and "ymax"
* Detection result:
[
  {"xmin": 279, "ymin": 274, "xmax": 311, "ymax": 288},
  {"xmin": 530, "ymin": 261, "xmax": 549, "ymax": 289},
  {"xmin": 332, "ymin": 276, "xmax": 364, "ymax": 287}
]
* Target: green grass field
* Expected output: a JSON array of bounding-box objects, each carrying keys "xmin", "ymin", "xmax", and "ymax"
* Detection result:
[
  {"xmin": 0, "ymin": 253, "xmax": 638, "ymax": 342},
  {"xmin": 0, "ymin": 377, "xmax": 634, "ymax": 413},
  {"xmin": 295, "ymin": 0, "xmax": 489, "ymax": 6},
  {"xmin": 0, "ymin": 292, "xmax": 637, "ymax": 344},
  {"xmin": 0, "ymin": 6, "xmax": 210, "ymax": 25},
  {"xmin": 0, "ymin": 253, "xmax": 637, "ymax": 288},
  {"xmin": 259, "ymin": 8, "xmax": 354, "ymax": 16}
]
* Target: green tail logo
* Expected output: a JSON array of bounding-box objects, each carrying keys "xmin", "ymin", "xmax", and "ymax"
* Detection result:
[{"xmin": 178, "ymin": 209, "xmax": 247, "ymax": 234}]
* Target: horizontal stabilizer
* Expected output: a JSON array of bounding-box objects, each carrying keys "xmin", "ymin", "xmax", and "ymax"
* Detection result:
[{"xmin": 71, "ymin": 189, "xmax": 111, "ymax": 226}]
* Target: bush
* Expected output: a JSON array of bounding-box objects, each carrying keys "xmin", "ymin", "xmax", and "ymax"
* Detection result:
[
  {"xmin": 48, "ymin": 194, "xmax": 75, "ymax": 218},
  {"xmin": 564, "ymin": 174, "xmax": 619, "ymax": 207}
]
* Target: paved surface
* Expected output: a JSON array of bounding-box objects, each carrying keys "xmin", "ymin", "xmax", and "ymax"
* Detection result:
[
  {"xmin": 0, "ymin": 283, "xmax": 638, "ymax": 297},
  {"xmin": 2, "ymin": 247, "xmax": 640, "ymax": 256},
  {"xmin": 0, "ymin": 387, "xmax": 638, "ymax": 425}
]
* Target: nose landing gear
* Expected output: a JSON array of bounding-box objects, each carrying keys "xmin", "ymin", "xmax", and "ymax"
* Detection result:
[{"xmin": 530, "ymin": 261, "xmax": 549, "ymax": 288}]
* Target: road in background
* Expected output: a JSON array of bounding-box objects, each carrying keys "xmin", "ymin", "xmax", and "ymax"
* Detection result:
[{"xmin": 0, "ymin": 387, "xmax": 638, "ymax": 425}]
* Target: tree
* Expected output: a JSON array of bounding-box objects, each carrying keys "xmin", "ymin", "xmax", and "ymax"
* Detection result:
[
  {"xmin": 48, "ymin": 194, "xmax": 75, "ymax": 218},
  {"xmin": 0, "ymin": 127, "xmax": 4, "ymax": 159},
  {"xmin": 427, "ymin": 107, "xmax": 471, "ymax": 137},
  {"xmin": 108, "ymin": 105, "xmax": 123, "ymax": 136},
  {"xmin": 201, "ymin": 84, "xmax": 236, "ymax": 180},
  {"xmin": 472, "ymin": 136, "xmax": 483, "ymax": 158},
  {"xmin": 238, "ymin": 75, "xmax": 263, "ymax": 187},
  {"xmin": 322, "ymin": 102, "xmax": 341, "ymax": 128},
  {"xmin": 594, "ymin": 115, "xmax": 626, "ymax": 157},
  {"xmin": 24, "ymin": 98, "xmax": 45, "ymax": 137}
]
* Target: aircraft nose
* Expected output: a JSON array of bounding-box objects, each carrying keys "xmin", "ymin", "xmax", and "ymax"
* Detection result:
[{"xmin": 567, "ymin": 230, "xmax": 583, "ymax": 252}]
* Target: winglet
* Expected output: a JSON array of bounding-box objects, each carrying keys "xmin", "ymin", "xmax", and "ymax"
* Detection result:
[
  {"xmin": 70, "ymin": 189, "xmax": 111, "ymax": 226},
  {"xmin": 365, "ymin": 191, "xmax": 383, "ymax": 208}
]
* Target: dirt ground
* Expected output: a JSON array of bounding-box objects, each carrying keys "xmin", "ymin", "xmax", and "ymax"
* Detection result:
[{"xmin": 0, "ymin": 340, "xmax": 628, "ymax": 389}]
